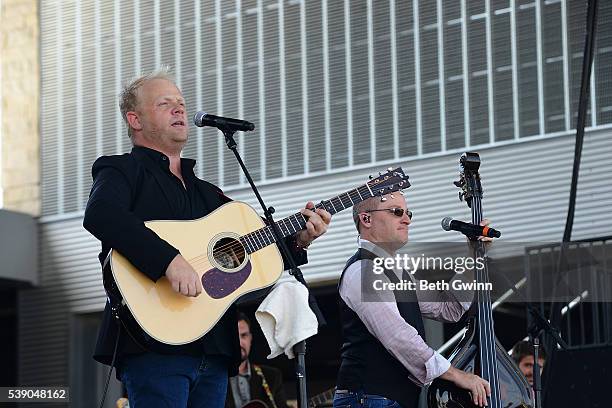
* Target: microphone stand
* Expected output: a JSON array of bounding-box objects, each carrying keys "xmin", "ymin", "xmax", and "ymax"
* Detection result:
[
  {"xmin": 220, "ymin": 127, "xmax": 324, "ymax": 408},
  {"xmin": 527, "ymin": 304, "xmax": 568, "ymax": 408}
]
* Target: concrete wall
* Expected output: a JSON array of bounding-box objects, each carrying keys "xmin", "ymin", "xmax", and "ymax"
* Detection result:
[
  {"xmin": 0, "ymin": 209, "xmax": 37, "ymax": 285},
  {"xmin": 0, "ymin": 0, "xmax": 40, "ymax": 216}
]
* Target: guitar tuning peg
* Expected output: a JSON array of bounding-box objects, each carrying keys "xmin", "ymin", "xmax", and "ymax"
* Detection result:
[{"xmin": 369, "ymin": 175, "xmax": 373, "ymax": 179}]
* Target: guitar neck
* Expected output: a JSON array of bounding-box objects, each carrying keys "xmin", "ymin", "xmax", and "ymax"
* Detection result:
[{"xmin": 240, "ymin": 183, "xmax": 375, "ymax": 254}]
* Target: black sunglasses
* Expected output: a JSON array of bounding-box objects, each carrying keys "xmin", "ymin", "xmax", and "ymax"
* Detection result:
[{"xmin": 366, "ymin": 208, "xmax": 413, "ymax": 219}]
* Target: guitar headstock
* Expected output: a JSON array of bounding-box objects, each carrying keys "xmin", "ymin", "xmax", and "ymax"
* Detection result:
[
  {"xmin": 367, "ymin": 167, "xmax": 410, "ymax": 199},
  {"xmin": 454, "ymin": 152, "xmax": 482, "ymax": 208}
]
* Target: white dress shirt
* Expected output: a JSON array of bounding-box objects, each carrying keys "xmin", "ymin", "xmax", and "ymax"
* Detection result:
[{"xmin": 339, "ymin": 239, "xmax": 472, "ymax": 386}]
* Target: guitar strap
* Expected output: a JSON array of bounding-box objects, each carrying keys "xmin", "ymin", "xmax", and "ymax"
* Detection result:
[{"xmin": 252, "ymin": 365, "xmax": 278, "ymax": 408}]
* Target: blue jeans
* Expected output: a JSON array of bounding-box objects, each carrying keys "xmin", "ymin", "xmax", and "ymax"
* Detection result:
[
  {"xmin": 332, "ymin": 390, "xmax": 402, "ymax": 408},
  {"xmin": 120, "ymin": 352, "xmax": 228, "ymax": 408}
]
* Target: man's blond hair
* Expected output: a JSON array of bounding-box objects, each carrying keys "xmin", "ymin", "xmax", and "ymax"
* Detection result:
[{"xmin": 119, "ymin": 66, "xmax": 176, "ymax": 139}]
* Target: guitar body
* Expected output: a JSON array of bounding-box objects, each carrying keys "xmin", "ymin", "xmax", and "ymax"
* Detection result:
[
  {"xmin": 241, "ymin": 400, "xmax": 269, "ymax": 408},
  {"xmin": 426, "ymin": 322, "xmax": 533, "ymax": 408},
  {"xmin": 308, "ymin": 387, "xmax": 335, "ymax": 407},
  {"xmin": 103, "ymin": 167, "xmax": 411, "ymax": 345},
  {"xmin": 109, "ymin": 201, "xmax": 283, "ymax": 345}
]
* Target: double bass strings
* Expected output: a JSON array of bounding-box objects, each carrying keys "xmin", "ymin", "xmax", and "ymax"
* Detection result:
[{"xmin": 473, "ymin": 196, "xmax": 502, "ymax": 408}]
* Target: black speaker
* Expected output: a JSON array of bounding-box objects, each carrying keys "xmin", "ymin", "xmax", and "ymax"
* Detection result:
[{"xmin": 543, "ymin": 346, "xmax": 612, "ymax": 408}]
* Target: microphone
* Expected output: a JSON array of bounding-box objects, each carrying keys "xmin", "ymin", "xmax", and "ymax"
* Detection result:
[
  {"xmin": 193, "ymin": 111, "xmax": 255, "ymax": 132},
  {"xmin": 441, "ymin": 217, "xmax": 501, "ymax": 238}
]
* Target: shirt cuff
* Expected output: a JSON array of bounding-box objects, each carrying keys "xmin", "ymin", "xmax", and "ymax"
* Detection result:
[{"xmin": 424, "ymin": 351, "xmax": 451, "ymax": 384}]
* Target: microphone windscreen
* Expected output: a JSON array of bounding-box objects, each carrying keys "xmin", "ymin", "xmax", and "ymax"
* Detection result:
[
  {"xmin": 193, "ymin": 111, "xmax": 207, "ymax": 127},
  {"xmin": 441, "ymin": 217, "xmax": 453, "ymax": 231}
]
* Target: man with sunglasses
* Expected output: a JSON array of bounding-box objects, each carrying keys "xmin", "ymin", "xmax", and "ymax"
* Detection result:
[{"xmin": 333, "ymin": 193, "xmax": 491, "ymax": 408}]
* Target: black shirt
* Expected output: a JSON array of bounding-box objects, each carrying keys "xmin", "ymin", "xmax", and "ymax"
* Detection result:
[{"xmin": 83, "ymin": 145, "xmax": 307, "ymax": 372}]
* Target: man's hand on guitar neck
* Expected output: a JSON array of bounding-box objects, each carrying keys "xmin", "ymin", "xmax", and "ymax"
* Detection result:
[
  {"xmin": 166, "ymin": 254, "xmax": 203, "ymax": 297},
  {"xmin": 296, "ymin": 201, "xmax": 332, "ymax": 249}
]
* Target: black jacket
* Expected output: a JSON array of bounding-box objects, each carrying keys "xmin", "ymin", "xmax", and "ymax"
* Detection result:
[{"xmin": 83, "ymin": 146, "xmax": 307, "ymax": 374}]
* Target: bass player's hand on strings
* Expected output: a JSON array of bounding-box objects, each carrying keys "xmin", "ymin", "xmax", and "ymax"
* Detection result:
[
  {"xmin": 165, "ymin": 254, "xmax": 203, "ymax": 297},
  {"xmin": 440, "ymin": 365, "xmax": 491, "ymax": 406}
]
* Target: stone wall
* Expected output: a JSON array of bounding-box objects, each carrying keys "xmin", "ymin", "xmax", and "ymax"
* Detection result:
[{"xmin": 1, "ymin": 0, "xmax": 39, "ymax": 216}]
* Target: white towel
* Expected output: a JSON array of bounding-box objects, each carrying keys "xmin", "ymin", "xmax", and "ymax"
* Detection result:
[{"xmin": 255, "ymin": 280, "xmax": 319, "ymax": 359}]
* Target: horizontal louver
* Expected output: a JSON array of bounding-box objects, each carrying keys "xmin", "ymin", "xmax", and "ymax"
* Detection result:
[{"xmin": 39, "ymin": 0, "xmax": 612, "ymax": 217}]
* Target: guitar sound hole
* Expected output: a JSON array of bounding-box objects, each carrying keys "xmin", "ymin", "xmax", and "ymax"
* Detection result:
[{"xmin": 212, "ymin": 237, "xmax": 246, "ymax": 271}]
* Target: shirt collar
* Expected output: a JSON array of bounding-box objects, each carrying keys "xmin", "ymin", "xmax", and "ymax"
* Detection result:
[
  {"xmin": 239, "ymin": 361, "xmax": 252, "ymax": 378},
  {"xmin": 131, "ymin": 145, "xmax": 196, "ymax": 175},
  {"xmin": 359, "ymin": 238, "xmax": 409, "ymax": 281},
  {"xmin": 359, "ymin": 238, "xmax": 394, "ymax": 258}
]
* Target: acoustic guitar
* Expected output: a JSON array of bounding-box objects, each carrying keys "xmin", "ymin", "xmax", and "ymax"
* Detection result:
[
  {"xmin": 240, "ymin": 400, "xmax": 269, "ymax": 408},
  {"xmin": 104, "ymin": 168, "xmax": 409, "ymax": 345},
  {"xmin": 240, "ymin": 387, "xmax": 336, "ymax": 408},
  {"xmin": 307, "ymin": 387, "xmax": 335, "ymax": 407}
]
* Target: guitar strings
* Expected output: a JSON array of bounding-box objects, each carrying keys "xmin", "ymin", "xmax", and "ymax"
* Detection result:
[
  {"xmin": 210, "ymin": 184, "xmax": 372, "ymax": 255},
  {"xmin": 183, "ymin": 211, "xmax": 310, "ymax": 266},
  {"xmin": 185, "ymin": 179, "xmax": 403, "ymax": 271},
  {"xmin": 184, "ymin": 186, "xmax": 374, "ymax": 267}
]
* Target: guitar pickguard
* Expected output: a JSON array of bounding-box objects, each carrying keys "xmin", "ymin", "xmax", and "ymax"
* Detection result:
[{"xmin": 201, "ymin": 261, "xmax": 252, "ymax": 299}]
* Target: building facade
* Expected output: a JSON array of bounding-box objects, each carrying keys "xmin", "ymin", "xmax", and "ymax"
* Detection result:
[{"xmin": 8, "ymin": 0, "xmax": 612, "ymax": 406}]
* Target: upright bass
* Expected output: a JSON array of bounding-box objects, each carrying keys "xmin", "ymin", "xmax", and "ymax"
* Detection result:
[{"xmin": 426, "ymin": 152, "xmax": 533, "ymax": 408}]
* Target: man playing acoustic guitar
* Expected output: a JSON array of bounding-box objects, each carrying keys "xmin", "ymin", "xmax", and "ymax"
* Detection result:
[{"xmin": 83, "ymin": 68, "xmax": 331, "ymax": 408}]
